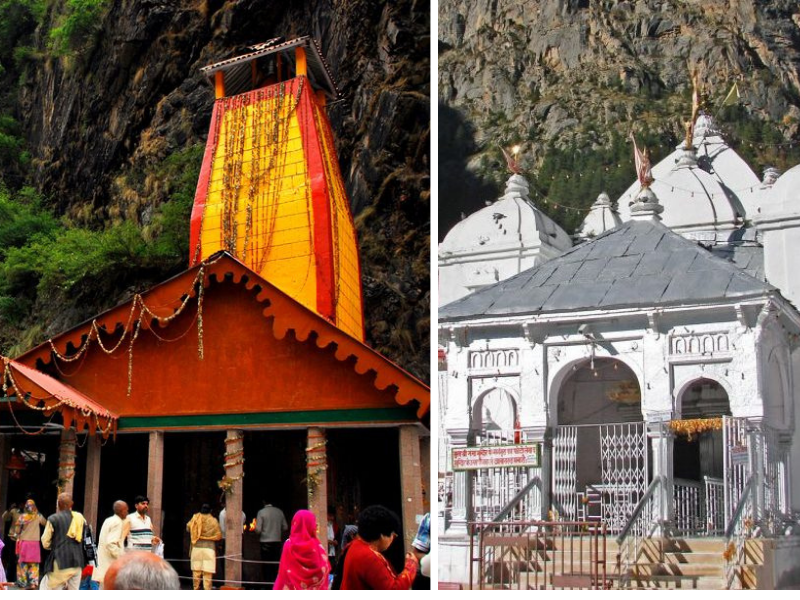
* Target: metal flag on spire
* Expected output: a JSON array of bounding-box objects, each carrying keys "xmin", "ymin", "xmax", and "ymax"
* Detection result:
[
  {"xmin": 685, "ymin": 70, "xmax": 702, "ymax": 149},
  {"xmin": 629, "ymin": 133, "xmax": 654, "ymax": 189},
  {"xmin": 722, "ymin": 81, "xmax": 741, "ymax": 106},
  {"xmin": 501, "ymin": 146, "xmax": 522, "ymax": 175}
]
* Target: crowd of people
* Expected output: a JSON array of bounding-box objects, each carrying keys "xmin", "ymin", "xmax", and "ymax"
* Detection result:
[{"xmin": 1, "ymin": 493, "xmax": 431, "ymax": 590}]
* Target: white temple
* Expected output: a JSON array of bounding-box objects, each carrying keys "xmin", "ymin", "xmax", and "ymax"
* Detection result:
[{"xmin": 438, "ymin": 113, "xmax": 800, "ymax": 589}]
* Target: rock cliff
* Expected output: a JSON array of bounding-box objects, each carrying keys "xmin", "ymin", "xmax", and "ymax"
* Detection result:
[
  {"xmin": 2, "ymin": 0, "xmax": 430, "ymax": 380},
  {"xmin": 439, "ymin": 0, "xmax": 800, "ymax": 238}
]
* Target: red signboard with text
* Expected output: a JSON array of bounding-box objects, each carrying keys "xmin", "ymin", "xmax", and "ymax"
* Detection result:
[{"xmin": 452, "ymin": 443, "xmax": 541, "ymax": 470}]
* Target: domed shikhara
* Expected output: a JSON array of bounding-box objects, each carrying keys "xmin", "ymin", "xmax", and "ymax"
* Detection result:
[
  {"xmin": 616, "ymin": 114, "xmax": 757, "ymax": 240},
  {"xmin": 756, "ymin": 164, "xmax": 800, "ymax": 221},
  {"xmin": 438, "ymin": 174, "xmax": 572, "ymax": 306},
  {"xmin": 577, "ymin": 192, "xmax": 622, "ymax": 240},
  {"xmin": 189, "ymin": 38, "xmax": 364, "ymax": 341}
]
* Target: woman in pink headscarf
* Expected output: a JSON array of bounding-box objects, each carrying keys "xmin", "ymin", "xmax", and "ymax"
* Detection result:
[{"xmin": 274, "ymin": 510, "xmax": 331, "ymax": 590}]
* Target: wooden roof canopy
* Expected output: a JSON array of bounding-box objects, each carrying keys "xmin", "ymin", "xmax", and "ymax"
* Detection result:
[
  {"xmin": 15, "ymin": 253, "xmax": 429, "ymax": 420},
  {"xmin": 200, "ymin": 36, "xmax": 340, "ymax": 100},
  {"xmin": 1, "ymin": 357, "xmax": 118, "ymax": 437}
]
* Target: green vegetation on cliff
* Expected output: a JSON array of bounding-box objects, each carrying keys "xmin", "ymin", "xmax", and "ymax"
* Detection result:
[{"xmin": 0, "ymin": 144, "xmax": 202, "ymax": 355}]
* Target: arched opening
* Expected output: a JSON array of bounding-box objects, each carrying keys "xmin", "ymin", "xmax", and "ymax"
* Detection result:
[
  {"xmin": 673, "ymin": 378, "xmax": 731, "ymax": 533},
  {"xmin": 674, "ymin": 377, "xmax": 730, "ymax": 481},
  {"xmin": 470, "ymin": 388, "xmax": 517, "ymax": 444},
  {"xmin": 558, "ymin": 357, "xmax": 643, "ymax": 426},
  {"xmin": 553, "ymin": 358, "xmax": 646, "ymax": 528}
]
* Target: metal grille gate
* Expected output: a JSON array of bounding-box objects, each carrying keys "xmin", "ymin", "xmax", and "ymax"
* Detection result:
[
  {"xmin": 472, "ymin": 430, "xmax": 542, "ymax": 523},
  {"xmin": 553, "ymin": 422, "xmax": 648, "ymax": 534}
]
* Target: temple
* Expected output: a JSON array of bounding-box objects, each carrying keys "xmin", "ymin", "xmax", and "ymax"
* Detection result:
[
  {"xmin": 438, "ymin": 109, "xmax": 800, "ymax": 588},
  {"xmin": 0, "ymin": 37, "xmax": 429, "ymax": 588}
]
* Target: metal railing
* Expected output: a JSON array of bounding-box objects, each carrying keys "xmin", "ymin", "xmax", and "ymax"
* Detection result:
[
  {"xmin": 470, "ymin": 520, "xmax": 608, "ymax": 590},
  {"xmin": 674, "ymin": 478, "xmax": 703, "ymax": 535},
  {"xmin": 492, "ymin": 476, "xmax": 543, "ymax": 524},
  {"xmin": 724, "ymin": 474, "xmax": 755, "ymax": 589},
  {"xmin": 704, "ymin": 476, "xmax": 725, "ymax": 535},
  {"xmin": 616, "ymin": 476, "xmax": 665, "ymax": 589}
]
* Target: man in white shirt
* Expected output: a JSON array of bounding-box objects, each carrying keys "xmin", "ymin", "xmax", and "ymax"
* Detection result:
[
  {"xmin": 121, "ymin": 495, "xmax": 161, "ymax": 552},
  {"xmin": 92, "ymin": 500, "xmax": 128, "ymax": 589},
  {"xmin": 218, "ymin": 504, "xmax": 246, "ymax": 538},
  {"xmin": 255, "ymin": 500, "xmax": 287, "ymax": 589}
]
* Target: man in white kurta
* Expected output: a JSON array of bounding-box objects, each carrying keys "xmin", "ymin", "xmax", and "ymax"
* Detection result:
[{"xmin": 92, "ymin": 501, "xmax": 128, "ymax": 589}]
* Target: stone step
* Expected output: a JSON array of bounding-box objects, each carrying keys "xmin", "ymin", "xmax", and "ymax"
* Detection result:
[
  {"xmin": 633, "ymin": 563, "xmax": 725, "ymax": 577},
  {"xmin": 661, "ymin": 551, "xmax": 728, "ymax": 565},
  {"xmin": 625, "ymin": 575, "xmax": 727, "ymax": 590}
]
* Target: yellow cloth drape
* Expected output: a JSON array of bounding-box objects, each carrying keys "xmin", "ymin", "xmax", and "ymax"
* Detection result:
[{"xmin": 187, "ymin": 513, "xmax": 222, "ymax": 547}]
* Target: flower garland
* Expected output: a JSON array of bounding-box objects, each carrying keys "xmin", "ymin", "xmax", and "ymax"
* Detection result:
[
  {"xmin": 1, "ymin": 359, "xmax": 115, "ymax": 437},
  {"xmin": 668, "ymin": 417, "xmax": 723, "ymax": 441},
  {"xmin": 218, "ymin": 432, "xmax": 244, "ymax": 496},
  {"xmin": 47, "ymin": 259, "xmax": 219, "ymax": 397},
  {"xmin": 57, "ymin": 438, "xmax": 76, "ymax": 494},
  {"xmin": 305, "ymin": 435, "xmax": 327, "ymax": 501}
]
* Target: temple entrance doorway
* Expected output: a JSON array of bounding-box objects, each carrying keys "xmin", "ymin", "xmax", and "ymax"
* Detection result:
[
  {"xmin": 673, "ymin": 378, "xmax": 731, "ymax": 534},
  {"xmin": 553, "ymin": 357, "xmax": 646, "ymax": 533}
]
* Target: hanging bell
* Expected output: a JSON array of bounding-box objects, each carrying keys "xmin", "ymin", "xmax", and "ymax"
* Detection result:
[{"xmin": 5, "ymin": 451, "xmax": 26, "ymax": 479}]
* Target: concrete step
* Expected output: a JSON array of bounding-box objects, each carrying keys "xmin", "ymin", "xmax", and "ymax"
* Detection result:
[
  {"xmin": 633, "ymin": 563, "xmax": 725, "ymax": 577},
  {"xmin": 626, "ymin": 575, "xmax": 727, "ymax": 590}
]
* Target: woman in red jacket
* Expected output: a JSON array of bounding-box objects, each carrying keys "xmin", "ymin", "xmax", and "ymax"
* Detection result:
[{"xmin": 340, "ymin": 506, "xmax": 421, "ymax": 590}]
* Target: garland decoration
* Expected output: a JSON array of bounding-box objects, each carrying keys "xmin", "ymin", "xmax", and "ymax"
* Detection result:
[
  {"xmin": 219, "ymin": 432, "xmax": 244, "ymax": 496},
  {"xmin": 2, "ymin": 358, "xmax": 115, "ymax": 437},
  {"xmin": 57, "ymin": 438, "xmax": 76, "ymax": 494},
  {"xmin": 668, "ymin": 417, "xmax": 723, "ymax": 441},
  {"xmin": 304, "ymin": 435, "xmax": 327, "ymax": 501},
  {"xmin": 46, "ymin": 258, "xmax": 219, "ymax": 397}
]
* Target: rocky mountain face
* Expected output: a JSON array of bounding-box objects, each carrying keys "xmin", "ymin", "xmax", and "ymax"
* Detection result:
[
  {"xmin": 2, "ymin": 0, "xmax": 430, "ymax": 380},
  {"xmin": 439, "ymin": 0, "xmax": 800, "ymax": 238}
]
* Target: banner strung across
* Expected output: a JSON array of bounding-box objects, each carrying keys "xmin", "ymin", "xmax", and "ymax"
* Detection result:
[{"xmin": 452, "ymin": 443, "xmax": 541, "ymax": 470}]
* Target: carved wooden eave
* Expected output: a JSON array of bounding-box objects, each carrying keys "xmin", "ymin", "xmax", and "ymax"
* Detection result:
[{"xmin": 16, "ymin": 253, "xmax": 429, "ymax": 418}]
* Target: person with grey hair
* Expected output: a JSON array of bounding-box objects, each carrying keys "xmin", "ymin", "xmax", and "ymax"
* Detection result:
[
  {"xmin": 92, "ymin": 500, "xmax": 129, "ymax": 589},
  {"xmin": 103, "ymin": 551, "xmax": 180, "ymax": 590},
  {"xmin": 40, "ymin": 493, "xmax": 86, "ymax": 590}
]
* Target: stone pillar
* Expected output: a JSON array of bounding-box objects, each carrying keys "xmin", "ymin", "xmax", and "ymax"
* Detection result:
[
  {"xmin": 306, "ymin": 428, "xmax": 328, "ymax": 550},
  {"xmin": 147, "ymin": 431, "xmax": 164, "ymax": 535},
  {"xmin": 399, "ymin": 425, "xmax": 424, "ymax": 552},
  {"xmin": 83, "ymin": 435, "xmax": 102, "ymax": 534},
  {"xmin": 224, "ymin": 431, "xmax": 244, "ymax": 587},
  {"xmin": 0, "ymin": 436, "xmax": 10, "ymax": 517},
  {"xmin": 749, "ymin": 425, "xmax": 766, "ymax": 528},
  {"xmin": 648, "ymin": 421, "xmax": 675, "ymax": 535},
  {"xmin": 540, "ymin": 429, "xmax": 553, "ymax": 521},
  {"xmin": 58, "ymin": 428, "xmax": 77, "ymax": 499},
  {"xmin": 447, "ymin": 433, "xmax": 468, "ymax": 534}
]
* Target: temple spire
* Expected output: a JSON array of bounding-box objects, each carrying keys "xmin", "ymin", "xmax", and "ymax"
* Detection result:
[
  {"xmin": 684, "ymin": 70, "xmax": 703, "ymax": 150},
  {"xmin": 190, "ymin": 37, "xmax": 364, "ymax": 340}
]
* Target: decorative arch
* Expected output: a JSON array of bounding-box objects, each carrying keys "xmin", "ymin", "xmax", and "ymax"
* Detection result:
[
  {"xmin": 763, "ymin": 346, "xmax": 789, "ymax": 428},
  {"xmin": 548, "ymin": 353, "xmax": 643, "ymax": 425},
  {"xmin": 549, "ymin": 355, "xmax": 643, "ymax": 427},
  {"xmin": 470, "ymin": 385, "xmax": 520, "ymax": 439},
  {"xmin": 674, "ymin": 376, "xmax": 732, "ymax": 419}
]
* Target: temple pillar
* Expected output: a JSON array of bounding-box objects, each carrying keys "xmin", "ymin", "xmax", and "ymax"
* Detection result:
[
  {"xmin": 295, "ymin": 47, "xmax": 307, "ymax": 77},
  {"xmin": 0, "ymin": 436, "xmax": 10, "ymax": 517},
  {"xmin": 147, "ymin": 431, "xmax": 164, "ymax": 535},
  {"xmin": 214, "ymin": 71, "xmax": 225, "ymax": 99},
  {"xmin": 58, "ymin": 428, "xmax": 77, "ymax": 499},
  {"xmin": 399, "ymin": 425, "xmax": 424, "ymax": 552},
  {"xmin": 648, "ymin": 421, "xmax": 675, "ymax": 535},
  {"xmin": 447, "ymin": 432, "xmax": 469, "ymax": 534},
  {"xmin": 224, "ymin": 430, "xmax": 244, "ymax": 587},
  {"xmin": 307, "ymin": 428, "xmax": 328, "ymax": 551},
  {"xmin": 84, "ymin": 435, "xmax": 102, "ymax": 534}
]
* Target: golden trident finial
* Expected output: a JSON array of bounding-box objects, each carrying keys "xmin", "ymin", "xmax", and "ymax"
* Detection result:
[{"xmin": 685, "ymin": 70, "xmax": 702, "ymax": 150}]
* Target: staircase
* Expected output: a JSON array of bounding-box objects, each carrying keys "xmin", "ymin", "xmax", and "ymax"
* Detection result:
[
  {"xmin": 618, "ymin": 537, "xmax": 763, "ymax": 590},
  {"xmin": 476, "ymin": 530, "xmax": 766, "ymax": 589}
]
